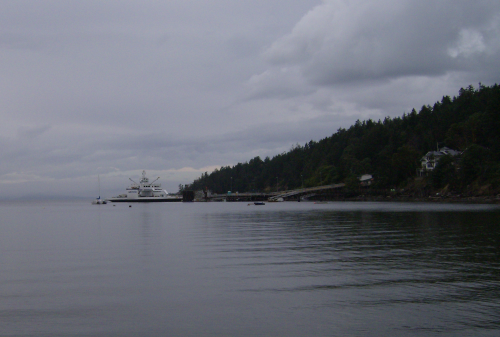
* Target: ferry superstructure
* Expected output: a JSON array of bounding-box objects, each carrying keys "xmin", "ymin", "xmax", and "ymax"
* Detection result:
[{"xmin": 106, "ymin": 170, "xmax": 182, "ymax": 202}]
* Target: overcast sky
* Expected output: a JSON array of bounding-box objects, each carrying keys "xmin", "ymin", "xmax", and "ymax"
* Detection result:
[{"xmin": 1, "ymin": 0, "xmax": 499, "ymax": 198}]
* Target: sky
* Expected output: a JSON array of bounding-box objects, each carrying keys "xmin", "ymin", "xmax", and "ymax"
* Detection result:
[{"xmin": 1, "ymin": 0, "xmax": 499, "ymax": 199}]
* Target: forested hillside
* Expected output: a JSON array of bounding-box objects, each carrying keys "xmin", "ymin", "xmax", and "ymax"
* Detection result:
[{"xmin": 186, "ymin": 84, "xmax": 500, "ymax": 196}]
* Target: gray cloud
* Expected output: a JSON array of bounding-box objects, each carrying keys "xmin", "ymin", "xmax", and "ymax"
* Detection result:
[
  {"xmin": 0, "ymin": 0, "xmax": 498, "ymax": 198},
  {"xmin": 259, "ymin": 0, "xmax": 500, "ymax": 87}
]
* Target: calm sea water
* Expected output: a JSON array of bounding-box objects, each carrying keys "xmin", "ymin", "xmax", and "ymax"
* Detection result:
[{"xmin": 0, "ymin": 200, "xmax": 499, "ymax": 336}]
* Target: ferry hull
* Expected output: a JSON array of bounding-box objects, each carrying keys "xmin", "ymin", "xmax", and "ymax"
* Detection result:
[{"xmin": 107, "ymin": 197, "xmax": 182, "ymax": 203}]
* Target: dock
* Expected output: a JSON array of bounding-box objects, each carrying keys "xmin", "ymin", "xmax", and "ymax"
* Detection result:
[{"xmin": 205, "ymin": 183, "xmax": 346, "ymax": 202}]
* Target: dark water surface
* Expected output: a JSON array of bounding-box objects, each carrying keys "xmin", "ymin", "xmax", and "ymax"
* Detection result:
[{"xmin": 1, "ymin": 201, "xmax": 499, "ymax": 336}]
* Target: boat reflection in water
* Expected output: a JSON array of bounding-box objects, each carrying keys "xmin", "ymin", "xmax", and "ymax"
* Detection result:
[{"xmin": 106, "ymin": 170, "xmax": 182, "ymax": 203}]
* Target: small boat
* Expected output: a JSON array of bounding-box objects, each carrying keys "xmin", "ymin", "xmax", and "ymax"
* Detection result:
[
  {"xmin": 254, "ymin": 202, "xmax": 265, "ymax": 205},
  {"xmin": 91, "ymin": 196, "xmax": 107, "ymax": 205},
  {"xmin": 91, "ymin": 175, "xmax": 107, "ymax": 205}
]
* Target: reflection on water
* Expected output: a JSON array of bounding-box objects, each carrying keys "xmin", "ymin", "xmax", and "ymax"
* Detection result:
[
  {"xmin": 192, "ymin": 204, "xmax": 500, "ymax": 335},
  {"xmin": 0, "ymin": 201, "xmax": 499, "ymax": 336}
]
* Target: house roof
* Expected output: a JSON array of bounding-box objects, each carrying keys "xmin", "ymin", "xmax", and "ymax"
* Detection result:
[
  {"xmin": 422, "ymin": 147, "xmax": 461, "ymax": 161},
  {"xmin": 359, "ymin": 174, "xmax": 373, "ymax": 181},
  {"xmin": 439, "ymin": 147, "xmax": 461, "ymax": 156}
]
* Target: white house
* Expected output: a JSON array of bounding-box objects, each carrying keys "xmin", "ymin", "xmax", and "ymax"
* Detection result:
[{"xmin": 420, "ymin": 147, "xmax": 461, "ymax": 175}]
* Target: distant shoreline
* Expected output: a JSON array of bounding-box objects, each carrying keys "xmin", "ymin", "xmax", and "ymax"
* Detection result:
[
  {"xmin": 324, "ymin": 195, "xmax": 500, "ymax": 204},
  {"xmin": 1, "ymin": 195, "xmax": 499, "ymax": 205}
]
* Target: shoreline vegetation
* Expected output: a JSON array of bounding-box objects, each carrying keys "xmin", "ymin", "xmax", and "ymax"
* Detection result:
[
  {"xmin": 186, "ymin": 84, "xmax": 500, "ymax": 203},
  {"xmin": 317, "ymin": 193, "xmax": 500, "ymax": 204}
]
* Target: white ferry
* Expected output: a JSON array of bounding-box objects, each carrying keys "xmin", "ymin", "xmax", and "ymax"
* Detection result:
[{"xmin": 106, "ymin": 170, "xmax": 182, "ymax": 203}]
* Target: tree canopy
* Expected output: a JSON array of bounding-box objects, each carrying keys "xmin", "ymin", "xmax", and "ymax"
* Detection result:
[{"xmin": 187, "ymin": 84, "xmax": 500, "ymax": 195}]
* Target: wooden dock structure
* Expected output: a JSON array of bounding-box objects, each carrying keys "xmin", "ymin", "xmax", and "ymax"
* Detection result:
[{"xmin": 205, "ymin": 183, "xmax": 345, "ymax": 202}]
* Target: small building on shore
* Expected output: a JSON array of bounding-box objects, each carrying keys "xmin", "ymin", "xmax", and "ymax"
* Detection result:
[{"xmin": 359, "ymin": 174, "xmax": 373, "ymax": 186}]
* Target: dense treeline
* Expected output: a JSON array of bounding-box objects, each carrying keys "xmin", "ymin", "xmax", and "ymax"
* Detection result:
[{"xmin": 186, "ymin": 84, "xmax": 500, "ymax": 196}]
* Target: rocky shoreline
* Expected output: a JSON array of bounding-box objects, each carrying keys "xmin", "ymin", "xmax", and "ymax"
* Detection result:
[{"xmin": 339, "ymin": 194, "xmax": 500, "ymax": 204}]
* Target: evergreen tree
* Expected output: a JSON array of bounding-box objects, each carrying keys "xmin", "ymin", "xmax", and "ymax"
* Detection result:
[{"xmin": 188, "ymin": 84, "xmax": 500, "ymax": 196}]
